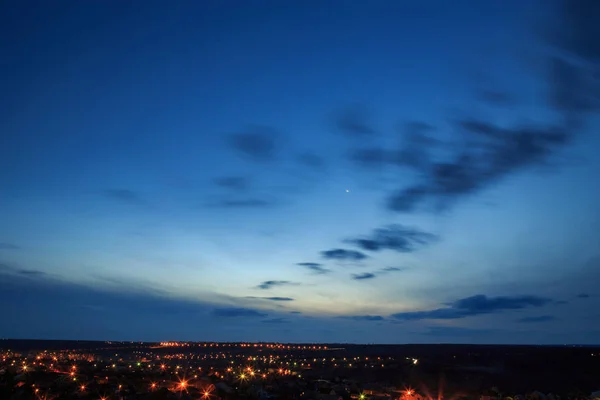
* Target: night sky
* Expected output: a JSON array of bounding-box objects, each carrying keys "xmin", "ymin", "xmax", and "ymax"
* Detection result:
[{"xmin": 1, "ymin": 0, "xmax": 599, "ymax": 344}]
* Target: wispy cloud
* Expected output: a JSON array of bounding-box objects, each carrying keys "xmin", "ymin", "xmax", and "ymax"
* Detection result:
[
  {"xmin": 352, "ymin": 272, "xmax": 376, "ymax": 280},
  {"xmin": 0, "ymin": 263, "xmax": 46, "ymax": 278},
  {"xmin": 345, "ymin": 0, "xmax": 600, "ymax": 214},
  {"xmin": 296, "ymin": 262, "xmax": 331, "ymax": 274},
  {"xmin": 381, "ymin": 266, "xmax": 407, "ymax": 273},
  {"xmin": 420, "ymin": 326, "xmax": 496, "ymax": 337},
  {"xmin": 229, "ymin": 126, "xmax": 279, "ymax": 162},
  {"xmin": 297, "ymin": 153, "xmax": 325, "ymax": 169},
  {"xmin": 335, "ymin": 104, "xmax": 376, "ymax": 136},
  {"xmin": 477, "ymin": 88, "xmax": 518, "ymax": 107},
  {"xmin": 349, "ymin": 266, "xmax": 407, "ymax": 281},
  {"xmin": 391, "ymin": 294, "xmax": 552, "ymax": 321},
  {"xmin": 214, "ymin": 176, "xmax": 250, "ymax": 190},
  {"xmin": 517, "ymin": 315, "xmax": 556, "ymax": 323},
  {"xmin": 338, "ymin": 315, "xmax": 384, "ymax": 321},
  {"xmin": 17, "ymin": 269, "xmax": 46, "ymax": 277},
  {"xmin": 321, "ymin": 249, "xmax": 367, "ymax": 261},
  {"xmin": 255, "ymin": 280, "xmax": 297, "ymax": 290},
  {"xmin": 0, "ymin": 243, "xmax": 20, "ymax": 250},
  {"xmin": 103, "ymin": 189, "xmax": 144, "ymax": 204},
  {"xmin": 386, "ymin": 121, "xmax": 570, "ymax": 212},
  {"xmin": 245, "ymin": 296, "xmax": 294, "ymax": 302},
  {"xmin": 347, "ymin": 224, "xmax": 437, "ymax": 253},
  {"xmin": 211, "ymin": 307, "xmax": 268, "ymax": 318},
  {"xmin": 212, "ymin": 198, "xmax": 275, "ymax": 209},
  {"xmin": 262, "ymin": 317, "xmax": 290, "ymax": 324}
]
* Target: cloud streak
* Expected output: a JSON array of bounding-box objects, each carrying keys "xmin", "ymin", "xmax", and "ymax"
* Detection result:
[
  {"xmin": 321, "ymin": 249, "xmax": 368, "ymax": 262},
  {"xmin": 347, "ymin": 224, "xmax": 437, "ymax": 253},
  {"xmin": 347, "ymin": 0, "xmax": 600, "ymax": 214},
  {"xmin": 103, "ymin": 189, "xmax": 144, "ymax": 204},
  {"xmin": 214, "ymin": 176, "xmax": 249, "ymax": 190},
  {"xmin": 211, "ymin": 198, "xmax": 275, "ymax": 209},
  {"xmin": 352, "ymin": 272, "xmax": 375, "ymax": 280},
  {"xmin": 517, "ymin": 315, "xmax": 556, "ymax": 323},
  {"xmin": 245, "ymin": 296, "xmax": 295, "ymax": 302},
  {"xmin": 338, "ymin": 315, "xmax": 384, "ymax": 321},
  {"xmin": 296, "ymin": 262, "xmax": 331, "ymax": 274},
  {"xmin": 229, "ymin": 126, "xmax": 278, "ymax": 162},
  {"xmin": 255, "ymin": 280, "xmax": 297, "ymax": 290},
  {"xmin": 211, "ymin": 307, "xmax": 268, "ymax": 318},
  {"xmin": 391, "ymin": 294, "xmax": 552, "ymax": 321},
  {"xmin": 335, "ymin": 104, "xmax": 376, "ymax": 136}
]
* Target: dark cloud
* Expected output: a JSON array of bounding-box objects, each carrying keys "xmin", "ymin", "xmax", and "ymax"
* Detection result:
[
  {"xmin": 338, "ymin": 315, "xmax": 384, "ymax": 321},
  {"xmin": 477, "ymin": 89, "xmax": 517, "ymax": 107},
  {"xmin": 391, "ymin": 294, "xmax": 551, "ymax": 321},
  {"xmin": 262, "ymin": 318, "xmax": 289, "ymax": 324},
  {"xmin": 577, "ymin": 293, "xmax": 590, "ymax": 299},
  {"xmin": 381, "ymin": 266, "xmax": 407, "ymax": 273},
  {"xmin": 420, "ymin": 326, "xmax": 495, "ymax": 337},
  {"xmin": 0, "ymin": 243, "xmax": 19, "ymax": 250},
  {"xmin": 350, "ymin": 1, "xmax": 600, "ymax": 213},
  {"xmin": 517, "ymin": 315, "xmax": 556, "ymax": 323},
  {"xmin": 342, "ymin": 266, "xmax": 406, "ymax": 280},
  {"xmin": 350, "ymin": 121, "xmax": 439, "ymax": 170},
  {"xmin": 387, "ymin": 121, "xmax": 570, "ymax": 212},
  {"xmin": 321, "ymin": 248, "xmax": 368, "ymax": 261},
  {"xmin": 214, "ymin": 176, "xmax": 249, "ymax": 190},
  {"xmin": 553, "ymin": 0, "xmax": 600, "ymax": 66},
  {"xmin": 347, "ymin": 224, "xmax": 437, "ymax": 253},
  {"xmin": 103, "ymin": 189, "xmax": 144, "ymax": 204},
  {"xmin": 0, "ymin": 263, "xmax": 46, "ymax": 278},
  {"xmin": 256, "ymin": 280, "xmax": 296, "ymax": 290},
  {"xmin": 17, "ymin": 269, "xmax": 46, "ymax": 277},
  {"xmin": 352, "ymin": 272, "xmax": 376, "ymax": 280},
  {"xmin": 297, "ymin": 153, "xmax": 325, "ymax": 168},
  {"xmin": 229, "ymin": 126, "xmax": 278, "ymax": 162},
  {"xmin": 404, "ymin": 121, "xmax": 436, "ymax": 135},
  {"xmin": 212, "ymin": 198, "xmax": 275, "ymax": 209},
  {"xmin": 335, "ymin": 104, "xmax": 376, "ymax": 136},
  {"xmin": 0, "ymin": 269, "xmax": 216, "ymax": 339},
  {"xmin": 1, "ymin": 267, "xmax": 321, "ymax": 341},
  {"xmin": 296, "ymin": 262, "xmax": 331, "ymax": 274},
  {"xmin": 211, "ymin": 307, "xmax": 268, "ymax": 318},
  {"xmin": 245, "ymin": 296, "xmax": 294, "ymax": 302}
]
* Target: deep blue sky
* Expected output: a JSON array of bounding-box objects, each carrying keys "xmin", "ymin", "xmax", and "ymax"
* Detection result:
[{"xmin": 1, "ymin": 0, "xmax": 599, "ymax": 343}]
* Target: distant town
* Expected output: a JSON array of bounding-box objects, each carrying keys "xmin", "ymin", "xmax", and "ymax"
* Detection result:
[{"xmin": 1, "ymin": 340, "xmax": 599, "ymax": 400}]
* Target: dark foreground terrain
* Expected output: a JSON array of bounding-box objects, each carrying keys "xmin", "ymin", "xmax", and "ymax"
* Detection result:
[{"xmin": 1, "ymin": 340, "xmax": 599, "ymax": 400}]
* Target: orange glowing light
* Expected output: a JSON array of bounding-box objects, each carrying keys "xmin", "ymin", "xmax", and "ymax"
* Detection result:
[{"xmin": 79, "ymin": 385, "xmax": 86, "ymax": 392}]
